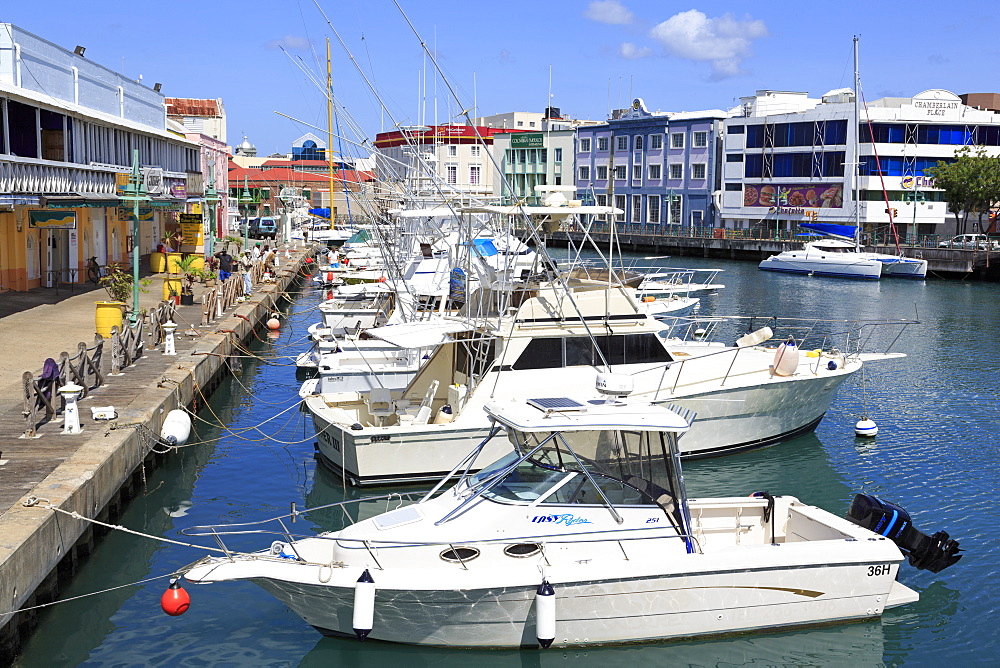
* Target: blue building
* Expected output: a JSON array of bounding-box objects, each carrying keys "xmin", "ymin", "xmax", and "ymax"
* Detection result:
[{"xmin": 575, "ymin": 98, "xmax": 727, "ymax": 228}]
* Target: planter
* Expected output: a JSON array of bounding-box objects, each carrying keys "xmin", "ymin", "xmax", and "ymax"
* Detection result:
[
  {"xmin": 180, "ymin": 293, "xmax": 195, "ymax": 306},
  {"xmin": 95, "ymin": 301, "xmax": 125, "ymax": 338},
  {"xmin": 150, "ymin": 252, "xmax": 166, "ymax": 273},
  {"xmin": 166, "ymin": 252, "xmax": 184, "ymax": 274},
  {"xmin": 162, "ymin": 276, "xmax": 183, "ymax": 301}
]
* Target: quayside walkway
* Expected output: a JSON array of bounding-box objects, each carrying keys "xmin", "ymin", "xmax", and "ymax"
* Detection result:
[{"xmin": 0, "ymin": 243, "xmax": 317, "ymax": 661}]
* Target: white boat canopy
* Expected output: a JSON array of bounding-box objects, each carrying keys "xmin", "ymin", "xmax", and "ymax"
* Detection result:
[
  {"xmin": 483, "ymin": 398, "xmax": 692, "ymax": 434},
  {"xmin": 365, "ymin": 319, "xmax": 475, "ymax": 348}
]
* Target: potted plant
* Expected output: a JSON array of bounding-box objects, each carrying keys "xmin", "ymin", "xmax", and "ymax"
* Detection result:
[
  {"xmin": 177, "ymin": 254, "xmax": 201, "ymax": 305},
  {"xmin": 222, "ymin": 235, "xmax": 244, "ymax": 254},
  {"xmin": 97, "ymin": 263, "xmax": 150, "ymax": 335}
]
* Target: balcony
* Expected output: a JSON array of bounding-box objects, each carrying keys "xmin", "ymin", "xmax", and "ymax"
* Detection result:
[{"xmin": 0, "ymin": 156, "xmax": 121, "ymax": 196}]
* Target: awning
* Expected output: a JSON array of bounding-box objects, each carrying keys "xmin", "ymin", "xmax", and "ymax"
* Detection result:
[
  {"xmin": 365, "ymin": 319, "xmax": 474, "ymax": 348},
  {"xmin": 42, "ymin": 192, "xmax": 119, "ymax": 208}
]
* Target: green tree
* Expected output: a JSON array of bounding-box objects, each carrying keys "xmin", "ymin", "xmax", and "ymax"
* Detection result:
[{"xmin": 927, "ymin": 146, "xmax": 1000, "ymax": 235}]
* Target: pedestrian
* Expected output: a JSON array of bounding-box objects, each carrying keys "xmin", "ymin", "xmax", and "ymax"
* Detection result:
[
  {"xmin": 239, "ymin": 250, "xmax": 253, "ymax": 296},
  {"xmin": 252, "ymin": 243, "xmax": 262, "ymax": 260},
  {"xmin": 214, "ymin": 248, "xmax": 234, "ymax": 282}
]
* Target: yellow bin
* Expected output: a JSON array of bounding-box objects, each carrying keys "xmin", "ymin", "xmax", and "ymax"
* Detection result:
[
  {"xmin": 166, "ymin": 252, "xmax": 184, "ymax": 274},
  {"xmin": 162, "ymin": 276, "xmax": 183, "ymax": 300},
  {"xmin": 95, "ymin": 301, "xmax": 125, "ymax": 338},
  {"xmin": 187, "ymin": 255, "xmax": 205, "ymax": 271},
  {"xmin": 150, "ymin": 252, "xmax": 166, "ymax": 273}
]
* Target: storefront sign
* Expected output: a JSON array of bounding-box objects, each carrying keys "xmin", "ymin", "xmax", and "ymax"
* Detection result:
[
  {"xmin": 744, "ymin": 183, "xmax": 843, "ymax": 208},
  {"xmin": 511, "ymin": 133, "xmax": 544, "ymax": 148},
  {"xmin": 116, "ymin": 207, "xmax": 155, "ymax": 222},
  {"xmin": 178, "ymin": 213, "xmax": 204, "ymax": 245},
  {"xmin": 29, "ymin": 210, "xmax": 77, "ymax": 229}
]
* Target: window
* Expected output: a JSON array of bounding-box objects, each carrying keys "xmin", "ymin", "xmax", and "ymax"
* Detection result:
[
  {"xmin": 529, "ymin": 121, "xmax": 535, "ymax": 127},
  {"xmin": 635, "ymin": 136, "xmax": 644, "ymax": 150},
  {"xmin": 648, "ymin": 195, "xmax": 660, "ymax": 223},
  {"xmin": 578, "ymin": 165, "xmax": 590, "ymax": 181},
  {"xmin": 693, "ymin": 131, "xmax": 708, "ymax": 148},
  {"xmin": 598, "ymin": 137, "xmax": 609, "ymax": 151},
  {"xmin": 517, "ymin": 121, "xmax": 524, "ymax": 127},
  {"xmin": 648, "ymin": 164, "xmax": 661, "ymax": 179},
  {"xmin": 724, "ymin": 183, "xmax": 742, "ymax": 191},
  {"xmin": 511, "ymin": 334, "xmax": 671, "ymax": 370},
  {"xmin": 632, "ymin": 165, "xmax": 641, "ymax": 181},
  {"xmin": 596, "ymin": 165, "xmax": 608, "ymax": 180},
  {"xmin": 632, "ymin": 195, "xmax": 642, "ymax": 222},
  {"xmin": 617, "ymin": 136, "xmax": 629, "ymax": 151},
  {"xmin": 615, "ymin": 165, "xmax": 627, "ymax": 180},
  {"xmin": 469, "ymin": 165, "xmax": 481, "ymax": 185},
  {"xmin": 746, "ymin": 125, "xmax": 764, "ymax": 148},
  {"xmin": 260, "ymin": 188, "xmax": 271, "ymax": 200},
  {"xmin": 669, "ymin": 164, "xmax": 683, "ymax": 179},
  {"xmin": 692, "ymin": 164, "xmax": 706, "ymax": 179},
  {"xmin": 650, "ymin": 134, "xmax": 663, "ymax": 149},
  {"xmin": 446, "ymin": 164, "xmax": 457, "ymax": 184},
  {"xmin": 447, "ymin": 145, "xmax": 457, "ymax": 157},
  {"xmin": 596, "ymin": 194, "xmax": 608, "ymax": 219},
  {"xmin": 671, "ymin": 133, "xmax": 684, "ymax": 149},
  {"xmin": 580, "ymin": 137, "xmax": 591, "ymax": 152},
  {"xmin": 554, "ymin": 148, "xmax": 562, "ymax": 162},
  {"xmin": 667, "ymin": 194, "xmax": 682, "ymax": 225},
  {"xmin": 302, "ymin": 189, "xmax": 311, "ymax": 201},
  {"xmin": 614, "ymin": 194, "xmax": 626, "ymax": 221},
  {"xmin": 726, "ymin": 153, "xmax": 744, "ymax": 162},
  {"xmin": 470, "ymin": 145, "xmax": 481, "ymax": 157},
  {"xmin": 728, "ymin": 125, "xmax": 745, "ymax": 134}
]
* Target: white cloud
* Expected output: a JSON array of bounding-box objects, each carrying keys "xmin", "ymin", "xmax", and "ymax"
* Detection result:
[
  {"xmin": 619, "ymin": 42, "xmax": 653, "ymax": 59},
  {"xmin": 649, "ymin": 10, "xmax": 767, "ymax": 78},
  {"xmin": 584, "ymin": 1, "xmax": 634, "ymax": 26},
  {"xmin": 266, "ymin": 35, "xmax": 312, "ymax": 51}
]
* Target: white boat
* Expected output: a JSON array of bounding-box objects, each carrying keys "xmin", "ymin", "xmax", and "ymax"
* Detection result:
[
  {"xmin": 304, "ymin": 285, "xmax": 908, "ymax": 486},
  {"xmin": 759, "ymin": 236, "xmax": 927, "ymax": 280},
  {"xmin": 184, "ymin": 384, "xmax": 961, "ymax": 648}
]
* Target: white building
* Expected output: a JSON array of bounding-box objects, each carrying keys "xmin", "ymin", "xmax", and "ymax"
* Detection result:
[{"xmin": 720, "ymin": 88, "xmax": 1000, "ymax": 239}]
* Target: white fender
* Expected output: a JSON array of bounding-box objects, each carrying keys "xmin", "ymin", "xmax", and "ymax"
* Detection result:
[
  {"xmin": 772, "ymin": 339, "xmax": 799, "ymax": 377},
  {"xmin": 535, "ymin": 579, "xmax": 555, "ymax": 649},
  {"xmin": 353, "ymin": 569, "xmax": 376, "ymax": 641},
  {"xmin": 160, "ymin": 409, "xmax": 192, "ymax": 446}
]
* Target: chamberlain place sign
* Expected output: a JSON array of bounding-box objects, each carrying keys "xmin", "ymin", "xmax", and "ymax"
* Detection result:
[{"xmin": 511, "ymin": 133, "xmax": 544, "ymax": 148}]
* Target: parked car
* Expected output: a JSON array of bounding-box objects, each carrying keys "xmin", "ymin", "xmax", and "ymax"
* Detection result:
[
  {"xmin": 247, "ymin": 217, "xmax": 278, "ymax": 240},
  {"xmin": 938, "ymin": 234, "xmax": 999, "ymax": 250}
]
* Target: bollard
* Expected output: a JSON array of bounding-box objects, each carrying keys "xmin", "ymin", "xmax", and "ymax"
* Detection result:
[
  {"xmin": 59, "ymin": 382, "xmax": 84, "ymax": 434},
  {"xmin": 162, "ymin": 321, "xmax": 178, "ymax": 356}
]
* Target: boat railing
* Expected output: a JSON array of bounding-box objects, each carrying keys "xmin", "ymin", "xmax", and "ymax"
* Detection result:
[{"xmin": 182, "ymin": 520, "xmax": 710, "ymax": 568}]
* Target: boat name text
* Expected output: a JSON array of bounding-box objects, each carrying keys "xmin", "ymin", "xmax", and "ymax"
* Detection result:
[{"xmin": 531, "ymin": 513, "xmax": 592, "ymax": 526}]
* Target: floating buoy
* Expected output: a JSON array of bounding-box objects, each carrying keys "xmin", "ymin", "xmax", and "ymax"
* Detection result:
[
  {"xmin": 267, "ymin": 315, "xmax": 281, "ymax": 330},
  {"xmin": 535, "ymin": 579, "xmax": 555, "ymax": 649},
  {"xmin": 160, "ymin": 409, "xmax": 192, "ymax": 446},
  {"xmin": 160, "ymin": 578, "xmax": 190, "ymax": 616},
  {"xmin": 855, "ymin": 417, "xmax": 878, "ymax": 437},
  {"xmin": 694, "ymin": 328, "xmax": 706, "ymax": 337},
  {"xmin": 353, "ymin": 569, "xmax": 376, "ymax": 641},
  {"xmin": 772, "ymin": 337, "xmax": 799, "ymax": 376}
]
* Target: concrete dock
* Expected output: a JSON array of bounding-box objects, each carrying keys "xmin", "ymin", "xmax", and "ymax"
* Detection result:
[{"xmin": 0, "ymin": 244, "xmax": 316, "ymax": 662}]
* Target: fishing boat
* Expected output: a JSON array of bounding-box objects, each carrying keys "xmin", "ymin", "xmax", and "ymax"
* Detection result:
[{"xmin": 184, "ymin": 378, "xmax": 961, "ymax": 648}]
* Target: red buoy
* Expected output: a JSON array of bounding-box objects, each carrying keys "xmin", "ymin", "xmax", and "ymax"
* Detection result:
[
  {"xmin": 267, "ymin": 317, "xmax": 281, "ymax": 330},
  {"xmin": 161, "ymin": 578, "xmax": 190, "ymax": 616},
  {"xmin": 305, "ymin": 257, "xmax": 314, "ymax": 263}
]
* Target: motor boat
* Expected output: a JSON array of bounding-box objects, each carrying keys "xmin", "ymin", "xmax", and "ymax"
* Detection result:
[{"xmin": 184, "ymin": 377, "xmax": 961, "ymax": 648}]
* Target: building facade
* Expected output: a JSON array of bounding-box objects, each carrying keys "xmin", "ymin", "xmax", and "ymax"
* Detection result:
[
  {"xmin": 492, "ymin": 129, "xmax": 574, "ymax": 204},
  {"xmin": 0, "ymin": 24, "xmax": 199, "ymax": 291},
  {"xmin": 574, "ymin": 98, "xmax": 726, "ymax": 227},
  {"xmin": 719, "ymin": 88, "xmax": 1000, "ymax": 239}
]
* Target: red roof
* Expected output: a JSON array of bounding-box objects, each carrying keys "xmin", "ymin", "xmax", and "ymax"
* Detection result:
[
  {"xmin": 374, "ymin": 125, "xmax": 529, "ymax": 148},
  {"xmin": 228, "ymin": 164, "xmax": 374, "ymax": 186},
  {"xmin": 165, "ymin": 98, "xmax": 221, "ymax": 117}
]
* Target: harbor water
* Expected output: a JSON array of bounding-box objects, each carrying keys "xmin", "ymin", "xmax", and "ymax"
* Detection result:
[{"xmin": 12, "ymin": 256, "xmax": 1000, "ymax": 666}]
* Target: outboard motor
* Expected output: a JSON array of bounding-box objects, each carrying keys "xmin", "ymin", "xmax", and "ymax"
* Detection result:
[{"xmin": 846, "ymin": 494, "xmax": 962, "ymax": 573}]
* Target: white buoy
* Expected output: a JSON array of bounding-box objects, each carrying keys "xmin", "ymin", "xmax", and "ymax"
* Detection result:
[
  {"xmin": 160, "ymin": 409, "xmax": 192, "ymax": 446},
  {"xmin": 59, "ymin": 382, "xmax": 84, "ymax": 434},
  {"xmin": 535, "ymin": 579, "xmax": 556, "ymax": 649},
  {"xmin": 772, "ymin": 338, "xmax": 799, "ymax": 376},
  {"xmin": 855, "ymin": 417, "xmax": 878, "ymax": 437},
  {"xmin": 353, "ymin": 569, "xmax": 376, "ymax": 641}
]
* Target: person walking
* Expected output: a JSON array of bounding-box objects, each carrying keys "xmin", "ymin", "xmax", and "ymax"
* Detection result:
[
  {"xmin": 214, "ymin": 248, "xmax": 234, "ymax": 281},
  {"xmin": 239, "ymin": 250, "xmax": 253, "ymax": 297}
]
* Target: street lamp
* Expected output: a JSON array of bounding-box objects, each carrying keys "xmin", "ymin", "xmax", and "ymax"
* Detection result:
[
  {"xmin": 119, "ymin": 150, "xmax": 150, "ymax": 324},
  {"xmin": 203, "ymin": 164, "xmax": 221, "ymax": 257},
  {"xmin": 238, "ymin": 176, "xmax": 253, "ymax": 251}
]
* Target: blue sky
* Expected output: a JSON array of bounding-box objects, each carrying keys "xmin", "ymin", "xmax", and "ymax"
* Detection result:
[{"xmin": 5, "ymin": 1, "xmax": 997, "ymax": 159}]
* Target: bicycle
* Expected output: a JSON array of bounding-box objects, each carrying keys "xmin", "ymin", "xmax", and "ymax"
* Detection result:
[{"xmin": 86, "ymin": 257, "xmax": 107, "ymax": 283}]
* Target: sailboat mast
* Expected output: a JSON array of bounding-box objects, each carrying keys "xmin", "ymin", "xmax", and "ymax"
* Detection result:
[
  {"xmin": 327, "ymin": 38, "xmax": 336, "ymax": 229},
  {"xmin": 852, "ymin": 36, "xmax": 861, "ymax": 246}
]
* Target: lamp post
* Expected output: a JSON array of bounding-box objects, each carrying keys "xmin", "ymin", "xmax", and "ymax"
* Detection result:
[
  {"xmin": 238, "ymin": 176, "xmax": 253, "ymax": 251},
  {"xmin": 119, "ymin": 150, "xmax": 150, "ymax": 324},
  {"xmin": 204, "ymin": 164, "xmax": 221, "ymax": 258}
]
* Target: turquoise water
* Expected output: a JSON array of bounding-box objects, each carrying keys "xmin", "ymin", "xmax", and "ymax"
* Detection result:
[{"xmin": 13, "ymin": 257, "xmax": 1000, "ymax": 666}]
